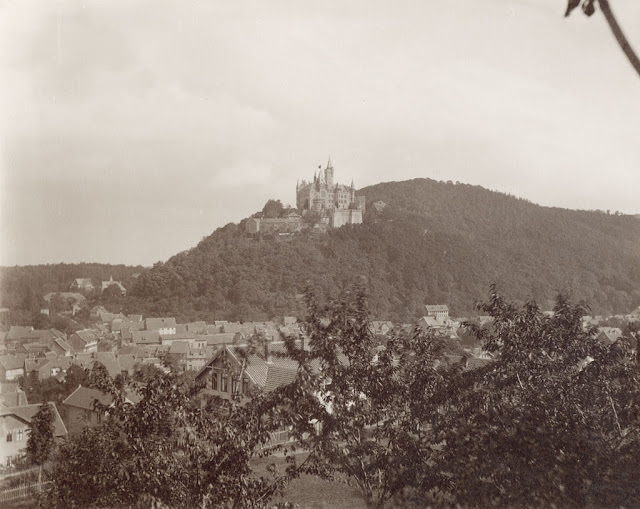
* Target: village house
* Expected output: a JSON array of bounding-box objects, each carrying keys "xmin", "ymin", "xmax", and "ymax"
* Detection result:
[
  {"xmin": 0, "ymin": 402, "xmax": 67, "ymax": 467},
  {"xmin": 0, "ymin": 383, "xmax": 28, "ymax": 408},
  {"xmin": 145, "ymin": 317, "xmax": 177, "ymax": 335},
  {"xmin": 101, "ymin": 276, "xmax": 127, "ymax": 296},
  {"xmin": 0, "ymin": 355, "xmax": 26, "ymax": 382},
  {"xmin": 425, "ymin": 304, "xmax": 449, "ymax": 321},
  {"xmin": 131, "ymin": 330, "xmax": 161, "ymax": 346},
  {"xmin": 62, "ymin": 385, "xmax": 140, "ymax": 436},
  {"xmin": 70, "ymin": 278, "xmax": 95, "ymax": 292},
  {"xmin": 196, "ymin": 342, "xmax": 316, "ymax": 402},
  {"xmin": 69, "ymin": 329, "xmax": 99, "ymax": 353}
]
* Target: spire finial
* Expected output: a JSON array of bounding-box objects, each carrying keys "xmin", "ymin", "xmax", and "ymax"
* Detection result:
[{"xmin": 327, "ymin": 155, "xmax": 333, "ymax": 169}]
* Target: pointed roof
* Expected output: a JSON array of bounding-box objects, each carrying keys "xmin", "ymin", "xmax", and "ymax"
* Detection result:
[{"xmin": 326, "ymin": 156, "xmax": 333, "ymax": 169}]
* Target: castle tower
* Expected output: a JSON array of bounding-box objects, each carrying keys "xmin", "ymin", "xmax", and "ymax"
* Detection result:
[{"xmin": 325, "ymin": 157, "xmax": 334, "ymax": 188}]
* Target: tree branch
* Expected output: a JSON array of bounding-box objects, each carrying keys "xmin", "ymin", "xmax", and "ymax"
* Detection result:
[{"xmin": 598, "ymin": 0, "xmax": 640, "ymax": 78}]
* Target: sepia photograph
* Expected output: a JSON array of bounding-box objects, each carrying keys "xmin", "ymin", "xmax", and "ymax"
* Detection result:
[{"xmin": 1, "ymin": 1, "xmax": 639, "ymax": 506}]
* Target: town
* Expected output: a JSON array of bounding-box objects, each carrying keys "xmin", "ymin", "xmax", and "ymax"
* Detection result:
[{"xmin": 2, "ymin": 274, "xmax": 639, "ymax": 473}]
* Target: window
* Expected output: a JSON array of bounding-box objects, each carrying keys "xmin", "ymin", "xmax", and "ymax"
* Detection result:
[
  {"xmin": 242, "ymin": 378, "xmax": 249, "ymax": 395},
  {"xmin": 231, "ymin": 377, "xmax": 238, "ymax": 394},
  {"xmin": 6, "ymin": 431, "xmax": 12, "ymax": 442},
  {"xmin": 211, "ymin": 371, "xmax": 218, "ymax": 390},
  {"xmin": 221, "ymin": 375, "xmax": 228, "ymax": 392},
  {"xmin": 16, "ymin": 429, "xmax": 23, "ymax": 441}
]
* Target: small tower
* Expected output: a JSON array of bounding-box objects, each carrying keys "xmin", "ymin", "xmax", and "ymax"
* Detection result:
[{"xmin": 325, "ymin": 157, "xmax": 334, "ymax": 188}]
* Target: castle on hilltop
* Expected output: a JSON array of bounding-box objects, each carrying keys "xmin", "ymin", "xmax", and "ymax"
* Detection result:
[
  {"xmin": 246, "ymin": 158, "xmax": 365, "ymax": 235},
  {"xmin": 296, "ymin": 158, "xmax": 365, "ymax": 228}
]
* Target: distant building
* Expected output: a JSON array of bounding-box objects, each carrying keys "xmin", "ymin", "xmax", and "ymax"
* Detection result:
[
  {"xmin": 145, "ymin": 317, "xmax": 177, "ymax": 335},
  {"xmin": 0, "ymin": 403, "xmax": 67, "ymax": 467},
  {"xmin": 0, "ymin": 355, "xmax": 26, "ymax": 382},
  {"xmin": 245, "ymin": 213, "xmax": 303, "ymax": 235},
  {"xmin": 101, "ymin": 276, "xmax": 127, "ymax": 296},
  {"xmin": 69, "ymin": 330, "xmax": 99, "ymax": 353},
  {"xmin": 425, "ymin": 305, "xmax": 449, "ymax": 321},
  {"xmin": 70, "ymin": 278, "xmax": 95, "ymax": 292},
  {"xmin": 296, "ymin": 158, "xmax": 365, "ymax": 228}
]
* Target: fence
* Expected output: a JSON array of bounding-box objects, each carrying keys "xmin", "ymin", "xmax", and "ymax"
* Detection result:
[{"xmin": 0, "ymin": 481, "xmax": 52, "ymax": 504}]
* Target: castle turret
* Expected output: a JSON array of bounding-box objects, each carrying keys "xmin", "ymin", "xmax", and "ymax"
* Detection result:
[{"xmin": 325, "ymin": 157, "xmax": 334, "ymax": 188}]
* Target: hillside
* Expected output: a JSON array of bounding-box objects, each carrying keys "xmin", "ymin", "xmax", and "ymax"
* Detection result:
[
  {"xmin": 126, "ymin": 179, "xmax": 640, "ymax": 322},
  {"xmin": 0, "ymin": 263, "xmax": 144, "ymax": 312}
]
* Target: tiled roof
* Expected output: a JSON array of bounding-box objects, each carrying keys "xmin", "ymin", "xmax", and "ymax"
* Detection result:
[
  {"xmin": 145, "ymin": 317, "xmax": 177, "ymax": 330},
  {"xmin": 263, "ymin": 365, "xmax": 298, "ymax": 392},
  {"xmin": 25, "ymin": 358, "xmax": 49, "ymax": 372},
  {"xmin": 132, "ymin": 330, "xmax": 161, "ymax": 344},
  {"xmin": 205, "ymin": 333, "xmax": 237, "ymax": 345},
  {"xmin": 6, "ymin": 326, "xmax": 35, "ymax": 341},
  {"xmin": 168, "ymin": 341, "xmax": 190, "ymax": 354},
  {"xmin": 53, "ymin": 337, "xmax": 73, "ymax": 353},
  {"xmin": 63, "ymin": 385, "xmax": 114, "ymax": 410},
  {"xmin": 0, "ymin": 388, "xmax": 28, "ymax": 407},
  {"xmin": 426, "ymin": 305, "xmax": 449, "ymax": 313},
  {"xmin": 0, "ymin": 354, "xmax": 26, "ymax": 371},
  {"xmin": 0, "ymin": 402, "xmax": 67, "ymax": 437},
  {"xmin": 94, "ymin": 352, "xmax": 122, "ymax": 378},
  {"xmin": 74, "ymin": 329, "xmax": 99, "ymax": 344},
  {"xmin": 117, "ymin": 354, "xmax": 137, "ymax": 373}
]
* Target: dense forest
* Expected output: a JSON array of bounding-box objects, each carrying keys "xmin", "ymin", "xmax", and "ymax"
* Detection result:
[
  {"xmin": 125, "ymin": 179, "xmax": 640, "ymax": 322},
  {"xmin": 2, "ymin": 179, "xmax": 638, "ymax": 324}
]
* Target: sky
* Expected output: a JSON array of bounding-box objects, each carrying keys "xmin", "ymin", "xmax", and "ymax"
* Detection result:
[{"xmin": 1, "ymin": 0, "xmax": 639, "ymax": 267}]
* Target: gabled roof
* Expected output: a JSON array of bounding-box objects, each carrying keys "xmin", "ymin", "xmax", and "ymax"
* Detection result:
[
  {"xmin": 0, "ymin": 387, "xmax": 28, "ymax": 407},
  {"xmin": 0, "ymin": 402, "xmax": 67, "ymax": 437},
  {"xmin": 73, "ymin": 329, "xmax": 99, "ymax": 344},
  {"xmin": 0, "ymin": 354, "xmax": 26, "ymax": 371},
  {"xmin": 63, "ymin": 385, "xmax": 114, "ymax": 410},
  {"xmin": 205, "ymin": 333, "xmax": 237, "ymax": 345},
  {"xmin": 426, "ymin": 305, "xmax": 449, "ymax": 313},
  {"xmin": 53, "ymin": 337, "xmax": 73, "ymax": 353},
  {"xmin": 198, "ymin": 342, "xmax": 322, "ymax": 392},
  {"xmin": 93, "ymin": 352, "xmax": 122, "ymax": 378},
  {"xmin": 264, "ymin": 365, "xmax": 298, "ymax": 392},
  {"xmin": 145, "ymin": 317, "xmax": 177, "ymax": 331},
  {"xmin": 168, "ymin": 341, "xmax": 190, "ymax": 355},
  {"xmin": 132, "ymin": 330, "xmax": 161, "ymax": 344},
  {"xmin": 6, "ymin": 326, "xmax": 35, "ymax": 341}
]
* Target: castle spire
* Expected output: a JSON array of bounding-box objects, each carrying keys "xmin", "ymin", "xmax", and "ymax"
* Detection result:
[{"xmin": 326, "ymin": 156, "xmax": 333, "ymax": 169}]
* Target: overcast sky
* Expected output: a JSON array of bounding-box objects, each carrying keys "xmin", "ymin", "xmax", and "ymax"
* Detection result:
[{"xmin": 1, "ymin": 0, "xmax": 639, "ymax": 267}]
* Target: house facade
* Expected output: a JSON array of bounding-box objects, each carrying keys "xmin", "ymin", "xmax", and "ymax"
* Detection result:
[{"xmin": 0, "ymin": 403, "xmax": 67, "ymax": 467}]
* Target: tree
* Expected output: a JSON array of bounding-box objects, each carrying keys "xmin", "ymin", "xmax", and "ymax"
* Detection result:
[
  {"xmin": 63, "ymin": 364, "xmax": 88, "ymax": 394},
  {"xmin": 86, "ymin": 361, "xmax": 116, "ymax": 394},
  {"xmin": 262, "ymin": 199, "xmax": 285, "ymax": 218},
  {"xmin": 27, "ymin": 402, "xmax": 56, "ymax": 488},
  {"xmin": 274, "ymin": 288, "xmax": 447, "ymax": 508},
  {"xmin": 428, "ymin": 286, "xmax": 640, "ymax": 507},
  {"xmin": 565, "ymin": 0, "xmax": 640, "ymax": 78},
  {"xmin": 47, "ymin": 370, "xmax": 290, "ymax": 507}
]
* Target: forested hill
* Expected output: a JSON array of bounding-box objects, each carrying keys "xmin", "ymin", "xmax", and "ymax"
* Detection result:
[{"xmin": 128, "ymin": 179, "xmax": 640, "ymax": 322}]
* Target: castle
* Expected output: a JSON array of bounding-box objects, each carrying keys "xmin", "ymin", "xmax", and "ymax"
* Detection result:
[
  {"xmin": 246, "ymin": 158, "xmax": 364, "ymax": 235},
  {"xmin": 296, "ymin": 158, "xmax": 365, "ymax": 228}
]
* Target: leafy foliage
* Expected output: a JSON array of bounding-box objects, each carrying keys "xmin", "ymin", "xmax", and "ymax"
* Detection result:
[
  {"xmin": 427, "ymin": 286, "xmax": 640, "ymax": 507},
  {"xmin": 27, "ymin": 402, "xmax": 56, "ymax": 467},
  {"xmin": 273, "ymin": 288, "xmax": 448, "ymax": 507},
  {"xmin": 46, "ymin": 370, "xmax": 290, "ymax": 508}
]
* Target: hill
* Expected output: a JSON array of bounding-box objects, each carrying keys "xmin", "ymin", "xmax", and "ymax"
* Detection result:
[{"xmin": 126, "ymin": 179, "xmax": 640, "ymax": 322}]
